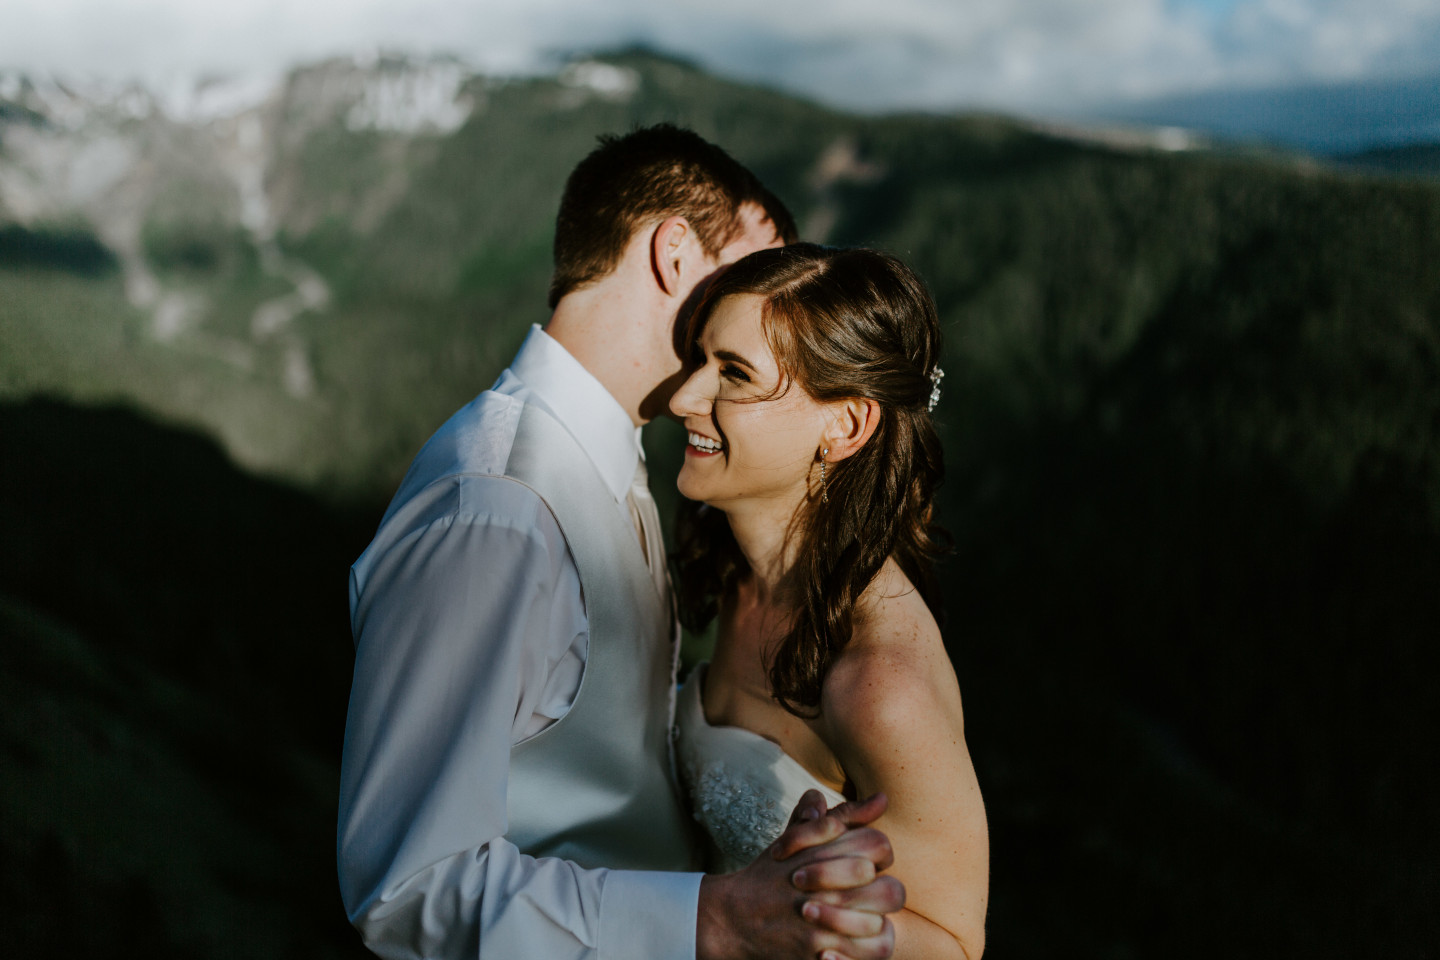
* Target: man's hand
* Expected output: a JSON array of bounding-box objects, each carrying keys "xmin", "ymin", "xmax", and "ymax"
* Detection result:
[{"xmin": 696, "ymin": 791, "xmax": 905, "ymax": 960}]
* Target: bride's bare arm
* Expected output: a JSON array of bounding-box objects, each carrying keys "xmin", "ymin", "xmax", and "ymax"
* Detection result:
[{"xmin": 818, "ymin": 584, "xmax": 989, "ymax": 959}]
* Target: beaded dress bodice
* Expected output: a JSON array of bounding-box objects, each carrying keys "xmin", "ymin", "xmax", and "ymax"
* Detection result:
[{"xmin": 675, "ymin": 664, "xmax": 847, "ymax": 873}]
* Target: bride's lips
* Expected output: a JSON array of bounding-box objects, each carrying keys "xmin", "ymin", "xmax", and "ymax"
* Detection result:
[{"xmin": 685, "ymin": 429, "xmax": 724, "ymax": 457}]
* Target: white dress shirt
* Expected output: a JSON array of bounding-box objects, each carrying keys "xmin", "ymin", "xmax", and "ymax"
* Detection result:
[{"xmin": 340, "ymin": 326, "xmax": 701, "ymax": 959}]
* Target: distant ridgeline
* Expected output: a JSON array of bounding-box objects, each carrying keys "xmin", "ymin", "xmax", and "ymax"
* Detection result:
[{"xmin": 1, "ymin": 52, "xmax": 1437, "ymax": 958}]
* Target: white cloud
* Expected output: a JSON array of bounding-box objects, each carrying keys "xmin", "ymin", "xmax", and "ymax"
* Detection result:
[{"xmin": 0, "ymin": 0, "xmax": 1435, "ymax": 113}]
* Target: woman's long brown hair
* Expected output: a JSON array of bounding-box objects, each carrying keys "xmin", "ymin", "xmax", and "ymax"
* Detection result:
[{"xmin": 672, "ymin": 243, "xmax": 949, "ymax": 717}]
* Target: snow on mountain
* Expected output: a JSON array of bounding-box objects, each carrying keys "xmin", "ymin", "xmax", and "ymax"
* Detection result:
[
  {"xmin": 0, "ymin": 54, "xmax": 485, "ymax": 359},
  {"xmin": 345, "ymin": 58, "xmax": 476, "ymax": 134},
  {"xmin": 155, "ymin": 71, "xmax": 281, "ymax": 125}
]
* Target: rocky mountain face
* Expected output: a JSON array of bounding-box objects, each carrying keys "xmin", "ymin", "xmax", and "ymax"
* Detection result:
[
  {"xmin": 2, "ymin": 52, "xmax": 1438, "ymax": 959},
  {"xmin": 1, "ymin": 56, "xmax": 527, "ymax": 487},
  {"xmin": 1, "ymin": 53, "xmax": 874, "ymax": 494}
]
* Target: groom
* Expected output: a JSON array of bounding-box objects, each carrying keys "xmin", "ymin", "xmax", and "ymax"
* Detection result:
[{"xmin": 339, "ymin": 125, "xmax": 903, "ymax": 960}]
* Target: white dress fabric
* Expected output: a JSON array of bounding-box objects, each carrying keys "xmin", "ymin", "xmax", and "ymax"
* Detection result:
[{"xmin": 675, "ymin": 664, "xmax": 848, "ymax": 874}]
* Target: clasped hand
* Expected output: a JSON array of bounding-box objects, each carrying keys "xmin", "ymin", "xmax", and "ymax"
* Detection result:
[{"xmin": 697, "ymin": 790, "xmax": 904, "ymax": 960}]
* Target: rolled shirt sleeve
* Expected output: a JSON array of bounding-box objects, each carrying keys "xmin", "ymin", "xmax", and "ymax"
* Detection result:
[{"xmin": 339, "ymin": 475, "xmax": 700, "ymax": 960}]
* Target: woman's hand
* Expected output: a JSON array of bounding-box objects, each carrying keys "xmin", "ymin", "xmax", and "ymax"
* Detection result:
[{"xmin": 696, "ymin": 790, "xmax": 905, "ymax": 960}]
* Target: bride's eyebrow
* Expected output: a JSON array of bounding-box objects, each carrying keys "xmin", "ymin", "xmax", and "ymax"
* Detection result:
[{"xmin": 713, "ymin": 348, "xmax": 756, "ymax": 372}]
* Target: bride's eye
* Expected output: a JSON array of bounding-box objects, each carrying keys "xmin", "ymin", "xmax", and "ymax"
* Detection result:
[{"xmin": 720, "ymin": 363, "xmax": 750, "ymax": 384}]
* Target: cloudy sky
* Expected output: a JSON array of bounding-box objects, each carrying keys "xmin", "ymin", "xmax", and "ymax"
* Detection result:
[{"xmin": 2, "ymin": 0, "xmax": 1437, "ymax": 116}]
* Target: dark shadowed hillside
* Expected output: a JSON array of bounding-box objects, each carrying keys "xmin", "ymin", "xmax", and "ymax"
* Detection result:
[
  {"xmin": 1333, "ymin": 142, "xmax": 1440, "ymax": 178},
  {"xmin": 0, "ymin": 398, "xmax": 373, "ymax": 959}
]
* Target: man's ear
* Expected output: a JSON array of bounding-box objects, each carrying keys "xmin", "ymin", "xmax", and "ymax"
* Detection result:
[
  {"xmin": 824, "ymin": 397, "xmax": 881, "ymax": 462},
  {"xmin": 650, "ymin": 215, "xmax": 693, "ymax": 297}
]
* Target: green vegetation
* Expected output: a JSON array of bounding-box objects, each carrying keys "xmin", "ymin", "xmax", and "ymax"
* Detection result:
[
  {"xmin": 0, "ymin": 223, "xmax": 117, "ymax": 275},
  {"xmin": 142, "ymin": 218, "xmax": 249, "ymax": 275}
]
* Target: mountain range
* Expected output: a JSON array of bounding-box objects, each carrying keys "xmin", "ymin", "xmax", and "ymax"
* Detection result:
[
  {"xmin": 1087, "ymin": 71, "xmax": 1440, "ymax": 156},
  {"xmin": 2, "ymin": 50, "xmax": 1437, "ymax": 959}
]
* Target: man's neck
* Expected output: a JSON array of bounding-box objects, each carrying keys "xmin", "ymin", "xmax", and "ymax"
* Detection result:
[{"xmin": 545, "ymin": 277, "xmax": 674, "ymax": 429}]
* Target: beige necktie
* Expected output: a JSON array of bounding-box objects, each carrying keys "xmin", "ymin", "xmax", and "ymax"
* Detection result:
[
  {"xmin": 628, "ymin": 458, "xmax": 683, "ymax": 767},
  {"xmin": 626, "ymin": 458, "xmax": 668, "ymax": 599}
]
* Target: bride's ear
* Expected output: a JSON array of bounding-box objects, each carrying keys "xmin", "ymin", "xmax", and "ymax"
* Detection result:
[{"xmin": 823, "ymin": 397, "xmax": 881, "ymax": 462}]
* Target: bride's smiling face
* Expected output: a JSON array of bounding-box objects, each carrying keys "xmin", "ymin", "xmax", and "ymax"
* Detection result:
[{"xmin": 670, "ymin": 294, "xmax": 831, "ymax": 510}]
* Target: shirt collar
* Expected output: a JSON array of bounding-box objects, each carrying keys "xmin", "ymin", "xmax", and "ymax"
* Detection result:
[{"xmin": 510, "ymin": 324, "xmax": 642, "ymax": 503}]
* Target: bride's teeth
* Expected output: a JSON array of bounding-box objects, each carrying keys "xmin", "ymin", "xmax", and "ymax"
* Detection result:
[{"xmin": 688, "ymin": 431, "xmax": 721, "ymax": 452}]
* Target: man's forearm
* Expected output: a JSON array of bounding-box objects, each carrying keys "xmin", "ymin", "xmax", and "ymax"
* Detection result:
[{"xmin": 347, "ymin": 840, "xmax": 701, "ymax": 960}]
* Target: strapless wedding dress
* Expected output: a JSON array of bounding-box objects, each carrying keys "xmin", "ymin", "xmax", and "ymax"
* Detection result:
[{"xmin": 675, "ymin": 663, "xmax": 847, "ymax": 873}]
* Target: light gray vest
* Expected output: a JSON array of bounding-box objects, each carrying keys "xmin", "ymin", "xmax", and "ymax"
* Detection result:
[{"xmin": 500, "ymin": 403, "xmax": 699, "ymax": 871}]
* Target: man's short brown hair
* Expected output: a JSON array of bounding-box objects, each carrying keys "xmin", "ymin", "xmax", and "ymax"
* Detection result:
[{"xmin": 548, "ymin": 124, "xmax": 798, "ymax": 308}]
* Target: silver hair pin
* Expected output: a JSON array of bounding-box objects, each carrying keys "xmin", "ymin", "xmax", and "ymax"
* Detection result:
[{"xmin": 927, "ymin": 367, "xmax": 945, "ymax": 412}]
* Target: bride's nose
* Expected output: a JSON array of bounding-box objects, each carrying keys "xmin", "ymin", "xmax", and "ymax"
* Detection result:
[{"xmin": 668, "ymin": 366, "xmax": 713, "ymax": 419}]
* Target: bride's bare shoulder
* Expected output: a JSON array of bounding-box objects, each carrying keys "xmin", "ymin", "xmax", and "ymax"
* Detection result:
[{"xmin": 818, "ymin": 559, "xmax": 964, "ymax": 741}]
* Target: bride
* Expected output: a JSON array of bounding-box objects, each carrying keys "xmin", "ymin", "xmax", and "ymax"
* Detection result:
[{"xmin": 669, "ymin": 243, "xmax": 988, "ymax": 959}]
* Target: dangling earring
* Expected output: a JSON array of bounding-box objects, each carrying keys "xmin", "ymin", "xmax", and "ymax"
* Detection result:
[{"xmin": 819, "ymin": 448, "xmax": 829, "ymax": 503}]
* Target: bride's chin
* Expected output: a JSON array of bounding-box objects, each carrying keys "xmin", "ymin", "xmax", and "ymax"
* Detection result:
[
  {"xmin": 675, "ymin": 473, "xmax": 703, "ymax": 502},
  {"xmin": 678, "ymin": 478, "xmax": 733, "ymax": 509}
]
